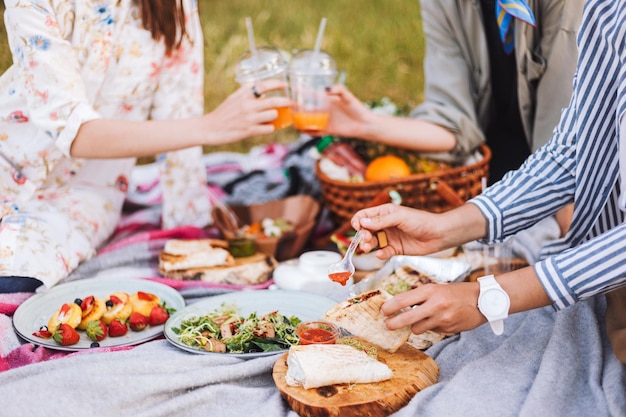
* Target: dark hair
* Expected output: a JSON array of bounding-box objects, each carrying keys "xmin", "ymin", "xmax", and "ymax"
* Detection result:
[{"xmin": 139, "ymin": 0, "xmax": 187, "ymax": 55}]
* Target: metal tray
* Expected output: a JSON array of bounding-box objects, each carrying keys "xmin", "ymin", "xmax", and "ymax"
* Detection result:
[{"xmin": 350, "ymin": 255, "xmax": 471, "ymax": 296}]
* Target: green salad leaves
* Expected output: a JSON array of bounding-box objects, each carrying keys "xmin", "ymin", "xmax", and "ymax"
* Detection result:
[{"xmin": 171, "ymin": 303, "xmax": 301, "ymax": 353}]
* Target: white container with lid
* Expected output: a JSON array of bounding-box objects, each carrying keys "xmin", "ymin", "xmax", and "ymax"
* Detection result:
[{"xmin": 271, "ymin": 250, "xmax": 353, "ymax": 301}]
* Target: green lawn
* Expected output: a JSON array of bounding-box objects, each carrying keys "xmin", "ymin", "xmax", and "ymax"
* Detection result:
[{"xmin": 0, "ymin": 1, "xmax": 425, "ymax": 152}]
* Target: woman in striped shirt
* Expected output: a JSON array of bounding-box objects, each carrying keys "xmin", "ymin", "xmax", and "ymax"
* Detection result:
[{"xmin": 351, "ymin": 0, "xmax": 626, "ymax": 364}]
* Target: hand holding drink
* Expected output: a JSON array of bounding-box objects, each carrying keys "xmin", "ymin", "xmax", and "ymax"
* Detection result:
[
  {"xmin": 235, "ymin": 18, "xmax": 293, "ymax": 130},
  {"xmin": 235, "ymin": 46, "xmax": 293, "ymax": 130},
  {"xmin": 288, "ymin": 49, "xmax": 337, "ymax": 134},
  {"xmin": 288, "ymin": 17, "xmax": 337, "ymax": 135}
]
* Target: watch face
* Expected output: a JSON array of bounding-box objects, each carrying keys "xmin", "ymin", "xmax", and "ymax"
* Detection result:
[{"xmin": 480, "ymin": 288, "xmax": 509, "ymax": 317}]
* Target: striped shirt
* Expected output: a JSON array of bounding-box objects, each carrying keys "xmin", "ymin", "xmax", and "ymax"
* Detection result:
[{"xmin": 470, "ymin": 0, "xmax": 626, "ymax": 310}]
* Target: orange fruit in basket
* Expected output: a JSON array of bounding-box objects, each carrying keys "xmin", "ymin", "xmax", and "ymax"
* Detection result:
[{"xmin": 365, "ymin": 155, "xmax": 411, "ymax": 181}]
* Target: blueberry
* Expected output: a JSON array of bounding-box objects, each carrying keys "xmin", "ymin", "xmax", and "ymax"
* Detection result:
[
  {"xmin": 90, "ymin": 342, "xmax": 100, "ymax": 348},
  {"xmin": 105, "ymin": 300, "xmax": 114, "ymax": 308},
  {"xmin": 74, "ymin": 298, "xmax": 82, "ymax": 306}
]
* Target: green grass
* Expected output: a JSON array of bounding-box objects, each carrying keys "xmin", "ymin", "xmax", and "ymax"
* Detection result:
[{"xmin": 0, "ymin": 1, "xmax": 425, "ymax": 153}]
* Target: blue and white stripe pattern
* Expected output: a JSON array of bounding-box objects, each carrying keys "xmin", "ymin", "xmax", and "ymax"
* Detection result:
[
  {"xmin": 471, "ymin": 0, "xmax": 626, "ymax": 310},
  {"xmin": 496, "ymin": 0, "xmax": 536, "ymax": 54}
]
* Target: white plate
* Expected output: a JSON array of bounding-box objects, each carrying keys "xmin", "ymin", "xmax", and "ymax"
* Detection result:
[
  {"xmin": 13, "ymin": 278, "xmax": 185, "ymax": 351},
  {"xmin": 164, "ymin": 289, "xmax": 336, "ymax": 358}
]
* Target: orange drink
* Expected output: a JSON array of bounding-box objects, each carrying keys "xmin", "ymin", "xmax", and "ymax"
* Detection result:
[
  {"xmin": 272, "ymin": 106, "xmax": 293, "ymax": 130},
  {"xmin": 235, "ymin": 46, "xmax": 292, "ymax": 131},
  {"xmin": 288, "ymin": 49, "xmax": 337, "ymax": 135},
  {"xmin": 292, "ymin": 111, "xmax": 329, "ymax": 133}
]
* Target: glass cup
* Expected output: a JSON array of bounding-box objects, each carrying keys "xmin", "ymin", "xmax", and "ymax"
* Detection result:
[
  {"xmin": 296, "ymin": 321, "xmax": 339, "ymax": 345},
  {"xmin": 235, "ymin": 46, "xmax": 293, "ymax": 130},
  {"xmin": 288, "ymin": 49, "xmax": 337, "ymax": 135},
  {"xmin": 463, "ymin": 238, "xmax": 514, "ymax": 276}
]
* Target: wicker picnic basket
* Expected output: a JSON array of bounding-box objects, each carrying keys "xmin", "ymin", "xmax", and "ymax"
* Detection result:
[{"xmin": 315, "ymin": 144, "xmax": 491, "ymax": 225}]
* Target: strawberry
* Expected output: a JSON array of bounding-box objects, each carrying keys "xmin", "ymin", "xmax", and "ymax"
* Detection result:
[
  {"xmin": 137, "ymin": 291, "xmax": 158, "ymax": 302},
  {"xmin": 80, "ymin": 295, "xmax": 95, "ymax": 312},
  {"xmin": 148, "ymin": 304, "xmax": 170, "ymax": 326},
  {"xmin": 109, "ymin": 294, "xmax": 123, "ymax": 305},
  {"xmin": 32, "ymin": 326, "xmax": 52, "ymax": 339},
  {"xmin": 53, "ymin": 323, "xmax": 80, "ymax": 346},
  {"xmin": 129, "ymin": 312, "xmax": 149, "ymax": 331},
  {"xmin": 108, "ymin": 319, "xmax": 128, "ymax": 337},
  {"xmin": 85, "ymin": 320, "xmax": 108, "ymax": 342}
]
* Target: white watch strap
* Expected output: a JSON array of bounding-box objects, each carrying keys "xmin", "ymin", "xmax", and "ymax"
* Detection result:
[
  {"xmin": 488, "ymin": 319, "xmax": 504, "ymax": 336},
  {"xmin": 478, "ymin": 274, "xmax": 498, "ymax": 290}
]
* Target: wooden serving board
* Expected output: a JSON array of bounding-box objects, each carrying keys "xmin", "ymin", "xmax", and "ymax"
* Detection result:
[{"xmin": 272, "ymin": 339, "xmax": 439, "ymax": 417}]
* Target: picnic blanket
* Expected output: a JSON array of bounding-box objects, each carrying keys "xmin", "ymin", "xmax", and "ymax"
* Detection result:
[
  {"xmin": 0, "ymin": 294, "xmax": 623, "ymax": 417},
  {"xmin": 1, "ymin": 228, "xmax": 624, "ymax": 417},
  {"xmin": 0, "ymin": 140, "xmax": 624, "ymax": 416}
]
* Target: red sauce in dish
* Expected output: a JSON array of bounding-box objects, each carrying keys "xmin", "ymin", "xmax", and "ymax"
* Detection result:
[
  {"xmin": 299, "ymin": 328, "xmax": 337, "ymax": 345},
  {"xmin": 328, "ymin": 271, "xmax": 351, "ymax": 286}
]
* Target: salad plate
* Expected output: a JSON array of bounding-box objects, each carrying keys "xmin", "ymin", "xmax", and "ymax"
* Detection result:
[
  {"xmin": 164, "ymin": 289, "xmax": 336, "ymax": 358},
  {"xmin": 13, "ymin": 277, "xmax": 185, "ymax": 351}
]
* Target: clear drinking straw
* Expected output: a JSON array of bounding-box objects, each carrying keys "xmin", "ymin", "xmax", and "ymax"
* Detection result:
[
  {"xmin": 311, "ymin": 17, "xmax": 327, "ymax": 70},
  {"xmin": 245, "ymin": 17, "xmax": 257, "ymax": 56},
  {"xmin": 313, "ymin": 17, "xmax": 327, "ymax": 54},
  {"xmin": 245, "ymin": 17, "xmax": 260, "ymax": 84}
]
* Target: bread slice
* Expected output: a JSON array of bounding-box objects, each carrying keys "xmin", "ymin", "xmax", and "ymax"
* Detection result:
[
  {"xmin": 160, "ymin": 252, "xmax": 277, "ymax": 286},
  {"xmin": 158, "ymin": 239, "xmax": 234, "ymax": 272},
  {"xmin": 324, "ymin": 289, "xmax": 411, "ymax": 353}
]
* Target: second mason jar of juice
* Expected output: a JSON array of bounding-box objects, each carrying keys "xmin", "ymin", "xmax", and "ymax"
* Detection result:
[
  {"xmin": 235, "ymin": 46, "xmax": 293, "ymax": 130},
  {"xmin": 288, "ymin": 49, "xmax": 337, "ymax": 135}
]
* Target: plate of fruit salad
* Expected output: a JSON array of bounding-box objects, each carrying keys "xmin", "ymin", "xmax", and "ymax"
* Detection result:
[{"xmin": 12, "ymin": 277, "xmax": 185, "ymax": 351}]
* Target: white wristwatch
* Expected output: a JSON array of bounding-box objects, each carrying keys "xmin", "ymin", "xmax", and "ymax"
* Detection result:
[{"xmin": 477, "ymin": 275, "xmax": 510, "ymax": 335}]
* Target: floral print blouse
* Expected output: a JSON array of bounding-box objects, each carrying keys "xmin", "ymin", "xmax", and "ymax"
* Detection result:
[{"xmin": 0, "ymin": 0, "xmax": 212, "ymax": 288}]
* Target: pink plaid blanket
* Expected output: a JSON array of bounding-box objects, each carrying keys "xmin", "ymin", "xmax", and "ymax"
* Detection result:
[{"xmin": 0, "ymin": 211, "xmax": 272, "ymax": 372}]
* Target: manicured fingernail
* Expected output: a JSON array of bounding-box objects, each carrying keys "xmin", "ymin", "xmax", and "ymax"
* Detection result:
[
  {"xmin": 325, "ymin": 86, "xmax": 331, "ymax": 92},
  {"xmin": 361, "ymin": 217, "xmax": 373, "ymax": 225}
]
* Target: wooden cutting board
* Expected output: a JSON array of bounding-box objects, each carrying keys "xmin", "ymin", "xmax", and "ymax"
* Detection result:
[{"xmin": 272, "ymin": 339, "xmax": 439, "ymax": 417}]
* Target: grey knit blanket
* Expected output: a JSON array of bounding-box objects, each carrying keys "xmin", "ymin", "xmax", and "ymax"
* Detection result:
[{"xmin": 0, "ymin": 294, "xmax": 623, "ymax": 417}]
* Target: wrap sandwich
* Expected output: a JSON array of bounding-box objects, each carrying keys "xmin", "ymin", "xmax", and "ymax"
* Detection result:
[
  {"xmin": 285, "ymin": 344, "xmax": 393, "ymax": 389},
  {"xmin": 324, "ymin": 289, "xmax": 411, "ymax": 353}
]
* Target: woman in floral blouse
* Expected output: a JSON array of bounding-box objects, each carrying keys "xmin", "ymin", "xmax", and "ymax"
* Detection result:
[{"xmin": 0, "ymin": 0, "xmax": 291, "ymax": 292}]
